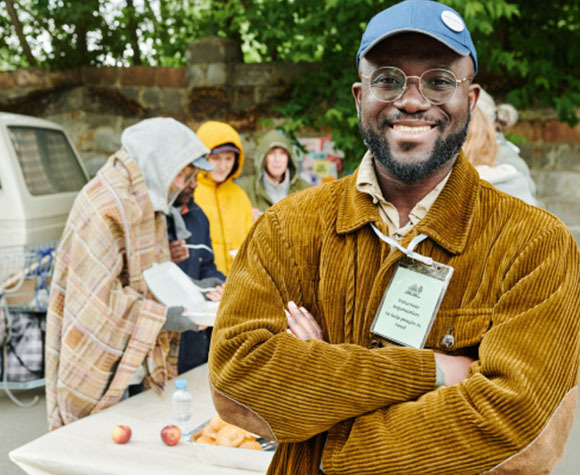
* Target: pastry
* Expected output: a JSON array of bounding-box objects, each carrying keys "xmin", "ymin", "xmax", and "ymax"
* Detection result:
[{"xmin": 192, "ymin": 415, "xmax": 263, "ymax": 450}]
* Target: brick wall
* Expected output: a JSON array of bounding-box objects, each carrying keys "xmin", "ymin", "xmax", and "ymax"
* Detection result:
[{"xmin": 512, "ymin": 113, "xmax": 580, "ymax": 242}]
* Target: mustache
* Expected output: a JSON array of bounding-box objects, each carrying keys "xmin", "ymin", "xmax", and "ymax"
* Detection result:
[{"xmin": 379, "ymin": 113, "xmax": 448, "ymax": 128}]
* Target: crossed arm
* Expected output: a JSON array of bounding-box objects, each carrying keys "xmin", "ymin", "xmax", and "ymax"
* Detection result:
[
  {"xmin": 210, "ymin": 213, "xmax": 476, "ymax": 444},
  {"xmin": 210, "ymin": 209, "xmax": 580, "ymax": 474},
  {"xmin": 285, "ymin": 301, "xmax": 473, "ymax": 387}
]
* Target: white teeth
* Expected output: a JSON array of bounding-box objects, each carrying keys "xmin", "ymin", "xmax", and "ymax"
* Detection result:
[{"xmin": 393, "ymin": 125, "xmax": 432, "ymax": 133}]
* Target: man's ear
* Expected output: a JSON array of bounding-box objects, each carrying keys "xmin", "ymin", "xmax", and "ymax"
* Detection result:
[
  {"xmin": 352, "ymin": 82, "xmax": 363, "ymax": 116},
  {"xmin": 468, "ymin": 83, "xmax": 481, "ymax": 113}
]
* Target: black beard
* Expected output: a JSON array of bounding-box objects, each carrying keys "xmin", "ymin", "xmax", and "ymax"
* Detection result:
[{"xmin": 359, "ymin": 109, "xmax": 470, "ymax": 183}]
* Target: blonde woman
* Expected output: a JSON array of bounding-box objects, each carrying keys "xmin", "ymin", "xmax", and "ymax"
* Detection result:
[{"xmin": 463, "ymin": 105, "xmax": 537, "ymax": 205}]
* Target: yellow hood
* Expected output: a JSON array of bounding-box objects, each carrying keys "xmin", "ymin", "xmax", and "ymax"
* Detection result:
[{"xmin": 196, "ymin": 121, "xmax": 245, "ymax": 182}]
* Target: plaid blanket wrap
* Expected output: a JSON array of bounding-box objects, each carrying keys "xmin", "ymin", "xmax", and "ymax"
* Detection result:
[{"xmin": 45, "ymin": 150, "xmax": 179, "ymax": 430}]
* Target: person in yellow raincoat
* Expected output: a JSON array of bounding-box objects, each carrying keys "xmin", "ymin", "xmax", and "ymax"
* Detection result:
[{"xmin": 194, "ymin": 121, "xmax": 254, "ymax": 274}]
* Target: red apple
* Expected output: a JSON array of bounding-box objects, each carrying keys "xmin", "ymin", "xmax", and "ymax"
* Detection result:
[
  {"xmin": 112, "ymin": 425, "xmax": 132, "ymax": 444},
  {"xmin": 160, "ymin": 424, "xmax": 181, "ymax": 446}
]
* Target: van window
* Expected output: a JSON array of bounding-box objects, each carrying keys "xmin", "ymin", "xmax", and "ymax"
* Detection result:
[{"xmin": 9, "ymin": 126, "xmax": 87, "ymax": 196}]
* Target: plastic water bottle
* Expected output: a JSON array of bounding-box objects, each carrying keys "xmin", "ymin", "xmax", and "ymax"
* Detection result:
[{"xmin": 171, "ymin": 378, "xmax": 192, "ymax": 437}]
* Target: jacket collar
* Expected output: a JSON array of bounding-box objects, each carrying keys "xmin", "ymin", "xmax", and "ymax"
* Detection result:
[
  {"xmin": 336, "ymin": 152, "xmax": 479, "ymax": 255},
  {"xmin": 197, "ymin": 171, "xmax": 229, "ymax": 188}
]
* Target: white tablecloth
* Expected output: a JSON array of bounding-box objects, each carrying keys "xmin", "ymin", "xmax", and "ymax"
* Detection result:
[{"xmin": 9, "ymin": 364, "xmax": 272, "ymax": 474}]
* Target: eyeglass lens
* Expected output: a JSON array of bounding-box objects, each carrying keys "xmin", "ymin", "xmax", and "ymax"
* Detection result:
[
  {"xmin": 184, "ymin": 166, "xmax": 199, "ymax": 185},
  {"xmin": 368, "ymin": 67, "xmax": 459, "ymax": 105}
]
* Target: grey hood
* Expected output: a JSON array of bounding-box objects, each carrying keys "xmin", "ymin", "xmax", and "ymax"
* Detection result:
[
  {"xmin": 254, "ymin": 129, "xmax": 300, "ymax": 184},
  {"xmin": 121, "ymin": 118, "xmax": 209, "ymax": 214}
]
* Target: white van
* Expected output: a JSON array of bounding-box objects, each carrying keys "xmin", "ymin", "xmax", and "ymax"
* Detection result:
[
  {"xmin": 0, "ymin": 112, "xmax": 89, "ymax": 248},
  {"xmin": 0, "ymin": 114, "xmax": 89, "ymax": 395}
]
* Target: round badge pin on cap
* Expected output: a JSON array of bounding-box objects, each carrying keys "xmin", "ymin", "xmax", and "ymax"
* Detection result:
[{"xmin": 441, "ymin": 10, "xmax": 465, "ymax": 32}]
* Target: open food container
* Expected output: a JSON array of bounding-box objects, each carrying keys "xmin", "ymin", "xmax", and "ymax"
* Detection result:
[
  {"xmin": 143, "ymin": 261, "xmax": 219, "ymax": 326},
  {"xmin": 187, "ymin": 416, "xmax": 276, "ymax": 472}
]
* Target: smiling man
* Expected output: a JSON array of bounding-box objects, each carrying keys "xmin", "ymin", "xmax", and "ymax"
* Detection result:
[
  {"xmin": 354, "ymin": 29, "xmax": 479, "ymax": 236},
  {"xmin": 209, "ymin": 1, "xmax": 580, "ymax": 474}
]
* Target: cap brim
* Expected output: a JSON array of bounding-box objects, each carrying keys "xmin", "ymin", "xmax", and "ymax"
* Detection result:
[
  {"xmin": 211, "ymin": 145, "xmax": 240, "ymax": 155},
  {"xmin": 193, "ymin": 156, "xmax": 213, "ymax": 171}
]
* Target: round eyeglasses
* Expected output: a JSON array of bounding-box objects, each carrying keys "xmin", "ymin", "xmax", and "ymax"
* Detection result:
[
  {"xmin": 184, "ymin": 165, "xmax": 200, "ymax": 185},
  {"xmin": 361, "ymin": 66, "xmax": 472, "ymax": 105}
]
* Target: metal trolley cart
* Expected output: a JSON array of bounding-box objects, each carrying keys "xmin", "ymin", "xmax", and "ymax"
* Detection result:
[
  {"xmin": 0, "ymin": 113, "xmax": 89, "ymax": 408},
  {"xmin": 0, "ymin": 241, "xmax": 57, "ymax": 407}
]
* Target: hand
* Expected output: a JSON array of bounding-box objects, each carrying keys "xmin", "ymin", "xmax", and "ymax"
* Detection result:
[
  {"xmin": 169, "ymin": 240, "xmax": 189, "ymax": 264},
  {"xmin": 205, "ymin": 284, "xmax": 224, "ymax": 302},
  {"xmin": 251, "ymin": 208, "xmax": 263, "ymax": 222},
  {"xmin": 434, "ymin": 353, "xmax": 475, "ymax": 387},
  {"xmin": 285, "ymin": 301, "xmax": 324, "ymax": 341},
  {"xmin": 161, "ymin": 306, "xmax": 199, "ymax": 333}
]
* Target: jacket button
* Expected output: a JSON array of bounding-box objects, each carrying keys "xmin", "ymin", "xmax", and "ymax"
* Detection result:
[
  {"xmin": 369, "ymin": 339, "xmax": 382, "ymax": 348},
  {"xmin": 441, "ymin": 333, "xmax": 455, "ymax": 349},
  {"xmin": 198, "ymin": 257, "xmax": 203, "ymax": 262}
]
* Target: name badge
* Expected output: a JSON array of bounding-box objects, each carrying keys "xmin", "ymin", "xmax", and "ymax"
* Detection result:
[{"xmin": 369, "ymin": 224, "xmax": 453, "ymax": 349}]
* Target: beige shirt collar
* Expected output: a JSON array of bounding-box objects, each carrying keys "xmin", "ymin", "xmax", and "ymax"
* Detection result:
[{"xmin": 356, "ymin": 151, "xmax": 451, "ymax": 240}]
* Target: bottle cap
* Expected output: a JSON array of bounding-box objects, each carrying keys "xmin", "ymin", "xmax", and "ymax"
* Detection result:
[{"xmin": 175, "ymin": 378, "xmax": 187, "ymax": 390}]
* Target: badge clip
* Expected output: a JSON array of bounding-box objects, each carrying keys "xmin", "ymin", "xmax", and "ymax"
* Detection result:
[{"xmin": 369, "ymin": 224, "xmax": 454, "ymax": 349}]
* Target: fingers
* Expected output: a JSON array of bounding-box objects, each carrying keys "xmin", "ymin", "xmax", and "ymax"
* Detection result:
[
  {"xmin": 169, "ymin": 240, "xmax": 184, "ymax": 250},
  {"xmin": 169, "ymin": 240, "xmax": 189, "ymax": 263},
  {"xmin": 204, "ymin": 284, "xmax": 224, "ymax": 302},
  {"xmin": 286, "ymin": 301, "xmax": 324, "ymax": 341},
  {"xmin": 171, "ymin": 252, "xmax": 188, "ymax": 264},
  {"xmin": 295, "ymin": 302, "xmax": 323, "ymax": 340},
  {"xmin": 251, "ymin": 208, "xmax": 262, "ymax": 222},
  {"xmin": 205, "ymin": 290, "xmax": 220, "ymax": 302}
]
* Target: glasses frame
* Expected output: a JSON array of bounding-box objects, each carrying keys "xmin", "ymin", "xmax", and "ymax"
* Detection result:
[
  {"xmin": 361, "ymin": 66, "xmax": 473, "ymax": 105},
  {"xmin": 186, "ymin": 166, "xmax": 200, "ymax": 183},
  {"xmin": 169, "ymin": 165, "xmax": 199, "ymax": 194},
  {"xmin": 179, "ymin": 164, "xmax": 199, "ymax": 186}
]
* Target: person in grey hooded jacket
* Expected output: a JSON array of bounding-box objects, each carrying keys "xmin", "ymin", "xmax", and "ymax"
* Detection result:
[
  {"xmin": 46, "ymin": 117, "xmax": 214, "ymax": 427},
  {"xmin": 236, "ymin": 129, "xmax": 310, "ymax": 221}
]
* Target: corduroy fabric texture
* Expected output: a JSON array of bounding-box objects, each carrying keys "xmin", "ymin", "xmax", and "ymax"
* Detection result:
[
  {"xmin": 210, "ymin": 152, "xmax": 580, "ymax": 474},
  {"xmin": 46, "ymin": 150, "xmax": 179, "ymax": 430}
]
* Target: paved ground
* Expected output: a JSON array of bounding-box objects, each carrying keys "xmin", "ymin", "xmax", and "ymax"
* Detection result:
[
  {"xmin": 0, "ymin": 387, "xmax": 48, "ymax": 475},
  {"xmin": 1, "ymin": 378, "xmax": 579, "ymax": 474}
]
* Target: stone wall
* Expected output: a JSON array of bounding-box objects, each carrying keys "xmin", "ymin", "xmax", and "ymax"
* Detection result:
[
  {"xmin": 0, "ymin": 36, "xmax": 311, "ymax": 177},
  {"xmin": 0, "ymin": 36, "xmax": 579, "ymax": 241},
  {"xmin": 512, "ymin": 112, "xmax": 580, "ymax": 242}
]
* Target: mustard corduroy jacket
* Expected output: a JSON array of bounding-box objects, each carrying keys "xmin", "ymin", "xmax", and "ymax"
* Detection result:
[{"xmin": 209, "ymin": 153, "xmax": 580, "ymax": 474}]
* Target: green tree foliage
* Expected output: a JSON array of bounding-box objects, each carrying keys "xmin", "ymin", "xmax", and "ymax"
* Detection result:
[
  {"xmin": 0, "ymin": 0, "xmax": 113, "ymax": 68},
  {"xmin": 0, "ymin": 0, "xmax": 578, "ymax": 168},
  {"xmin": 488, "ymin": 1, "xmax": 580, "ymax": 126}
]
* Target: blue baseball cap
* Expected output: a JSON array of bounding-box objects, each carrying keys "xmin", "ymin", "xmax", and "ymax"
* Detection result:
[{"xmin": 356, "ymin": 0, "xmax": 478, "ymax": 75}]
